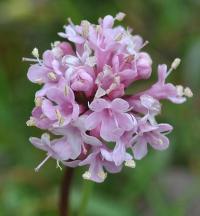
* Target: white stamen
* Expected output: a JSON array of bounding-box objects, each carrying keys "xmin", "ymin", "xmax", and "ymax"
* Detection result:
[
  {"xmin": 125, "ymin": 160, "xmax": 136, "ymax": 168},
  {"xmin": 26, "ymin": 117, "xmax": 35, "ymax": 126},
  {"xmin": 114, "ymin": 33, "xmax": 124, "ymax": 41},
  {"xmin": 95, "ymin": 87, "xmax": 107, "ymax": 98},
  {"xmin": 48, "ymin": 72, "xmax": 57, "ymax": 81},
  {"xmin": 56, "ymin": 160, "xmax": 62, "ymax": 171},
  {"xmin": 106, "ymin": 76, "xmax": 120, "ymax": 94},
  {"xmin": 35, "ymin": 155, "xmax": 51, "ymax": 172},
  {"xmin": 167, "ymin": 58, "xmax": 181, "ymax": 76},
  {"xmin": 82, "ymin": 171, "xmax": 91, "ymax": 180},
  {"xmin": 98, "ymin": 171, "xmax": 107, "ymax": 180},
  {"xmin": 141, "ymin": 40, "xmax": 149, "ymax": 49},
  {"xmin": 32, "ymin": 48, "xmax": 39, "ymax": 58},
  {"xmin": 35, "ymin": 97, "xmax": 43, "ymax": 107},
  {"xmin": 171, "ymin": 58, "xmax": 181, "ymax": 70},
  {"xmin": 184, "ymin": 87, "xmax": 193, "ymax": 98},
  {"xmin": 55, "ymin": 109, "xmax": 64, "ymax": 126},
  {"xmin": 82, "ymin": 143, "xmax": 87, "ymax": 155},
  {"xmin": 96, "ymin": 25, "xmax": 101, "ymax": 33},
  {"xmin": 64, "ymin": 85, "xmax": 68, "ymax": 96},
  {"xmin": 103, "ymin": 65, "xmax": 112, "ymax": 76},
  {"xmin": 176, "ymin": 85, "xmax": 184, "ymax": 96},
  {"xmin": 22, "ymin": 57, "xmax": 41, "ymax": 63},
  {"xmin": 84, "ymin": 42, "xmax": 92, "ymax": 56},
  {"xmin": 67, "ymin": 17, "xmax": 74, "ymax": 26},
  {"xmin": 52, "ymin": 47, "xmax": 64, "ymax": 58},
  {"xmin": 81, "ymin": 20, "xmax": 90, "ymax": 37},
  {"xmin": 115, "ymin": 12, "xmax": 126, "ymax": 21},
  {"xmin": 158, "ymin": 139, "xmax": 163, "ymax": 145},
  {"xmin": 86, "ymin": 56, "xmax": 97, "ymax": 67},
  {"xmin": 51, "ymin": 41, "xmax": 61, "ymax": 48}
]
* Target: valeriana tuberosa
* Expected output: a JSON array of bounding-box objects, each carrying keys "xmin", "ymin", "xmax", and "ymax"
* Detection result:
[{"xmin": 25, "ymin": 12, "xmax": 192, "ymax": 183}]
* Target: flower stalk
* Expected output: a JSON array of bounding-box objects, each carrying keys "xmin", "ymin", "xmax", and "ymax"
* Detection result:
[{"xmin": 59, "ymin": 168, "xmax": 74, "ymax": 216}]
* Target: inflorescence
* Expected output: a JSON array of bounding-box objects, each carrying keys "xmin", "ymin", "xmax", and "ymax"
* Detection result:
[{"xmin": 25, "ymin": 13, "xmax": 192, "ymax": 182}]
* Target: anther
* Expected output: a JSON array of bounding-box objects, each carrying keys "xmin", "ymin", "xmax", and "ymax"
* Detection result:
[
  {"xmin": 115, "ymin": 12, "xmax": 126, "ymax": 21},
  {"xmin": 98, "ymin": 171, "xmax": 107, "ymax": 180},
  {"xmin": 184, "ymin": 87, "xmax": 193, "ymax": 98},
  {"xmin": 35, "ymin": 97, "xmax": 43, "ymax": 107},
  {"xmin": 55, "ymin": 109, "xmax": 64, "ymax": 126},
  {"xmin": 32, "ymin": 48, "xmax": 39, "ymax": 58},
  {"xmin": 26, "ymin": 117, "xmax": 35, "ymax": 127},
  {"xmin": 81, "ymin": 20, "xmax": 90, "ymax": 37},
  {"xmin": 125, "ymin": 160, "xmax": 136, "ymax": 168},
  {"xmin": 171, "ymin": 58, "xmax": 181, "ymax": 70},
  {"xmin": 82, "ymin": 171, "xmax": 91, "ymax": 180},
  {"xmin": 48, "ymin": 72, "xmax": 57, "ymax": 81}
]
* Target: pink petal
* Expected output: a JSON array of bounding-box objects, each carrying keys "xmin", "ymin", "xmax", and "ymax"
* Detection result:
[
  {"xmin": 111, "ymin": 98, "xmax": 130, "ymax": 112},
  {"xmin": 27, "ymin": 64, "xmax": 48, "ymax": 83},
  {"xmin": 89, "ymin": 98, "xmax": 109, "ymax": 112},
  {"xmin": 148, "ymin": 133, "xmax": 170, "ymax": 150},
  {"xmin": 101, "ymin": 115, "xmax": 123, "ymax": 141},
  {"xmin": 85, "ymin": 112, "xmax": 102, "ymax": 130},
  {"xmin": 29, "ymin": 137, "xmax": 47, "ymax": 151},
  {"xmin": 82, "ymin": 132, "xmax": 102, "ymax": 146},
  {"xmin": 114, "ymin": 113, "xmax": 134, "ymax": 131},
  {"xmin": 102, "ymin": 15, "xmax": 114, "ymax": 28},
  {"xmin": 133, "ymin": 138, "xmax": 148, "ymax": 160},
  {"xmin": 112, "ymin": 140, "xmax": 126, "ymax": 166},
  {"xmin": 43, "ymin": 50, "xmax": 54, "ymax": 67},
  {"xmin": 51, "ymin": 137, "xmax": 72, "ymax": 160},
  {"xmin": 158, "ymin": 124, "xmax": 173, "ymax": 133},
  {"xmin": 41, "ymin": 99, "xmax": 57, "ymax": 120}
]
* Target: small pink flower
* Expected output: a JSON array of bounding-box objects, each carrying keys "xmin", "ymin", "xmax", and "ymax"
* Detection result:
[
  {"xmin": 80, "ymin": 146, "xmax": 122, "ymax": 183},
  {"xmin": 131, "ymin": 116, "xmax": 173, "ymax": 160},
  {"xmin": 86, "ymin": 98, "xmax": 136, "ymax": 141}
]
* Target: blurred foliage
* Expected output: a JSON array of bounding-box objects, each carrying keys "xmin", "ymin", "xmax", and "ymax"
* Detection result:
[{"xmin": 0, "ymin": 0, "xmax": 200, "ymax": 215}]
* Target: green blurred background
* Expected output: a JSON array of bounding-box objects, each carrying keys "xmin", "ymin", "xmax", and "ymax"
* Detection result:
[{"xmin": 0, "ymin": 0, "xmax": 200, "ymax": 215}]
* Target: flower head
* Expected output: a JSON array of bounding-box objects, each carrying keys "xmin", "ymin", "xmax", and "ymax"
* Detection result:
[{"xmin": 25, "ymin": 12, "xmax": 192, "ymax": 182}]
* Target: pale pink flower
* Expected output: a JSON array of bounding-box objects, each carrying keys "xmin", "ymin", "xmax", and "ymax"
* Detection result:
[
  {"xmin": 86, "ymin": 98, "xmax": 136, "ymax": 141},
  {"xmin": 130, "ymin": 116, "xmax": 173, "ymax": 160}
]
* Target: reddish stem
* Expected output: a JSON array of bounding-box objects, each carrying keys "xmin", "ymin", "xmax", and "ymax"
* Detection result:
[{"xmin": 59, "ymin": 167, "xmax": 74, "ymax": 216}]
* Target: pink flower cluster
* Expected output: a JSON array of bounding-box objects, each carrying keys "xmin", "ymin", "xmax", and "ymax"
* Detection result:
[{"xmin": 25, "ymin": 13, "xmax": 193, "ymax": 182}]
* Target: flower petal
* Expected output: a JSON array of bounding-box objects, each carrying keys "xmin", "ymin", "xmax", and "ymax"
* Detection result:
[
  {"xmin": 89, "ymin": 98, "xmax": 109, "ymax": 112},
  {"xmin": 132, "ymin": 138, "xmax": 148, "ymax": 160},
  {"xmin": 85, "ymin": 112, "xmax": 102, "ymax": 130},
  {"xmin": 111, "ymin": 98, "xmax": 130, "ymax": 112}
]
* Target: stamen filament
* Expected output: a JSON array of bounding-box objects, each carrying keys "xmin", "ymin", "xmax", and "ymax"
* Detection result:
[{"xmin": 35, "ymin": 154, "xmax": 51, "ymax": 172}]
